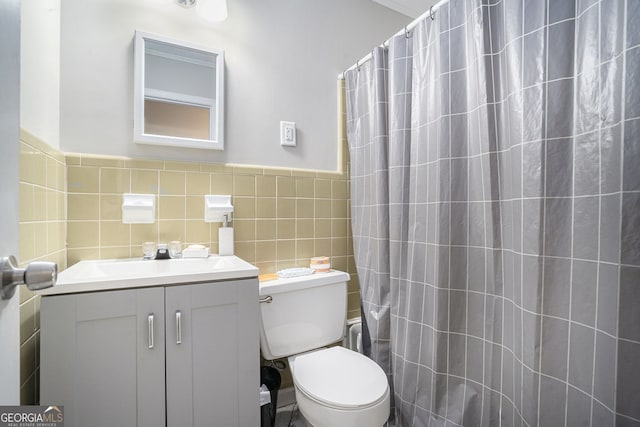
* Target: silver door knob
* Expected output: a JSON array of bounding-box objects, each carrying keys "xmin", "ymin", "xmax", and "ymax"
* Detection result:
[{"xmin": 0, "ymin": 256, "xmax": 57, "ymax": 299}]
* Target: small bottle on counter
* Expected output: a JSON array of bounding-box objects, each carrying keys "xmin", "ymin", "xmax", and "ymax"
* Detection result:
[{"xmin": 218, "ymin": 214, "xmax": 234, "ymax": 256}]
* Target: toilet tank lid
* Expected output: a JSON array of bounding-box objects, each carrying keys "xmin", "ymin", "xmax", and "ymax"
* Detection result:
[{"xmin": 259, "ymin": 270, "xmax": 349, "ymax": 296}]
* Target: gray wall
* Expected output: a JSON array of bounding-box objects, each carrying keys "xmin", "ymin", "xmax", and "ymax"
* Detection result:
[
  {"xmin": 58, "ymin": 0, "xmax": 409, "ymax": 171},
  {"xmin": 21, "ymin": 0, "xmax": 60, "ymax": 149}
]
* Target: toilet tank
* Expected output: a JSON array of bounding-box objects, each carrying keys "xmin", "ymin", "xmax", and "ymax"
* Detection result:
[{"xmin": 259, "ymin": 270, "xmax": 350, "ymax": 360}]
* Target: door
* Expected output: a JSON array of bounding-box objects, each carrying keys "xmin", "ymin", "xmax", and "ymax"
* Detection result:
[
  {"xmin": 165, "ymin": 280, "xmax": 259, "ymax": 427},
  {"xmin": 0, "ymin": 0, "xmax": 21, "ymax": 404},
  {"xmin": 40, "ymin": 288, "xmax": 166, "ymax": 427}
]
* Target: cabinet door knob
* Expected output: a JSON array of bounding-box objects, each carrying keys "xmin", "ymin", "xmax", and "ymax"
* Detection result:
[
  {"xmin": 176, "ymin": 311, "xmax": 182, "ymax": 345},
  {"xmin": 148, "ymin": 314, "xmax": 155, "ymax": 349}
]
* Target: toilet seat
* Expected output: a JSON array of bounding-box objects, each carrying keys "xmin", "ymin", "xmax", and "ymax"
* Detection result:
[{"xmin": 291, "ymin": 346, "xmax": 389, "ymax": 410}]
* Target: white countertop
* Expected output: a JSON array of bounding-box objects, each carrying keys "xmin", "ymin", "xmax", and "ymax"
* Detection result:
[{"xmin": 38, "ymin": 256, "xmax": 259, "ymax": 296}]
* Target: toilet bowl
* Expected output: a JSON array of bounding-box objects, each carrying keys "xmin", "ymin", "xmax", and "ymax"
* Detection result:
[
  {"xmin": 258, "ymin": 271, "xmax": 390, "ymax": 427},
  {"xmin": 289, "ymin": 347, "xmax": 390, "ymax": 427}
]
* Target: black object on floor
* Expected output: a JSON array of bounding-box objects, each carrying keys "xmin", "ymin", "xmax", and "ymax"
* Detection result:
[{"xmin": 260, "ymin": 366, "xmax": 282, "ymax": 427}]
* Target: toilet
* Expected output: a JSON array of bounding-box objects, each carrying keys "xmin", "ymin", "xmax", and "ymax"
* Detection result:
[{"xmin": 259, "ymin": 270, "xmax": 390, "ymax": 427}]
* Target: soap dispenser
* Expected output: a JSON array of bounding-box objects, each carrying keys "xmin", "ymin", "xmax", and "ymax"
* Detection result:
[{"xmin": 218, "ymin": 214, "xmax": 234, "ymax": 256}]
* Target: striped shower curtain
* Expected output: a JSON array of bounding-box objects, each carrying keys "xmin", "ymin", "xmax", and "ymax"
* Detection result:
[{"xmin": 345, "ymin": 0, "xmax": 639, "ymax": 425}]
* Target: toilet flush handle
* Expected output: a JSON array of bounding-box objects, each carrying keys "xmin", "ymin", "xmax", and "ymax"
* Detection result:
[{"xmin": 259, "ymin": 296, "xmax": 272, "ymax": 303}]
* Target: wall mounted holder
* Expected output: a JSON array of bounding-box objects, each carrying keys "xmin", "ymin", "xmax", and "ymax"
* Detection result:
[
  {"xmin": 122, "ymin": 193, "xmax": 156, "ymax": 224},
  {"xmin": 204, "ymin": 195, "xmax": 233, "ymax": 222}
]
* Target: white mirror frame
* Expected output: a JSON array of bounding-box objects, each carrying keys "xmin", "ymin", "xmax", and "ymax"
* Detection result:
[{"xmin": 133, "ymin": 31, "xmax": 225, "ymax": 150}]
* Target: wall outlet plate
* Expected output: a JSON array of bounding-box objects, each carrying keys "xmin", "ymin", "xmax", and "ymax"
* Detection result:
[{"xmin": 280, "ymin": 121, "xmax": 296, "ymax": 146}]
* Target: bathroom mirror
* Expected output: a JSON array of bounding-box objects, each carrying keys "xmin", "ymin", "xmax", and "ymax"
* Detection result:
[{"xmin": 134, "ymin": 31, "xmax": 224, "ymax": 150}]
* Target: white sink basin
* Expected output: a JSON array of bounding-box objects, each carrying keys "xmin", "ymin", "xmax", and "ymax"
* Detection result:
[{"xmin": 38, "ymin": 256, "xmax": 258, "ymax": 295}]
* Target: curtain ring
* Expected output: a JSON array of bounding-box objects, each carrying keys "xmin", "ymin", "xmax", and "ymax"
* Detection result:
[
  {"xmin": 404, "ymin": 25, "xmax": 410, "ymax": 38},
  {"xmin": 356, "ymin": 59, "xmax": 360, "ymax": 72},
  {"xmin": 430, "ymin": 6, "xmax": 435, "ymax": 20}
]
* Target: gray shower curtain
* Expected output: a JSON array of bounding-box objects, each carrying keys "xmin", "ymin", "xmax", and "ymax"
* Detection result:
[{"xmin": 345, "ymin": 0, "xmax": 639, "ymax": 425}]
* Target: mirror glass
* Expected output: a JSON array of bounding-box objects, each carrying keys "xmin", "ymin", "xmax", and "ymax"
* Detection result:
[{"xmin": 134, "ymin": 31, "xmax": 224, "ymax": 150}]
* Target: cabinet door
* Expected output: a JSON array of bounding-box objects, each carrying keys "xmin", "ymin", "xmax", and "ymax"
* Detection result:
[
  {"xmin": 40, "ymin": 288, "xmax": 165, "ymax": 427},
  {"xmin": 165, "ymin": 279, "xmax": 259, "ymax": 427}
]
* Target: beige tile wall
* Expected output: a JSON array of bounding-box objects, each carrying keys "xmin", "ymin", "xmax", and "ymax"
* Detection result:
[
  {"xmin": 18, "ymin": 130, "xmax": 67, "ymax": 405},
  {"xmin": 64, "ymin": 155, "xmax": 361, "ymax": 318}
]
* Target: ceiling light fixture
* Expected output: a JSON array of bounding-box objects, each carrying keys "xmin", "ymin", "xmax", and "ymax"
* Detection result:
[
  {"xmin": 174, "ymin": 0, "xmax": 228, "ymax": 21},
  {"xmin": 175, "ymin": 0, "xmax": 196, "ymax": 8}
]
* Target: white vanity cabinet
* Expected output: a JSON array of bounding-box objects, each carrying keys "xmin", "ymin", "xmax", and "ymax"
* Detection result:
[{"xmin": 40, "ymin": 278, "xmax": 259, "ymax": 427}]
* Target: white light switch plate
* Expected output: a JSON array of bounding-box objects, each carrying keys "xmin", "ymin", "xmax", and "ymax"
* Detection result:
[{"xmin": 280, "ymin": 121, "xmax": 296, "ymax": 146}]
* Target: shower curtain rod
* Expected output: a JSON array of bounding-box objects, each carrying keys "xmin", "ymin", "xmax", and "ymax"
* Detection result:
[{"xmin": 338, "ymin": 0, "xmax": 450, "ymax": 80}]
